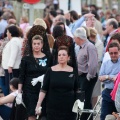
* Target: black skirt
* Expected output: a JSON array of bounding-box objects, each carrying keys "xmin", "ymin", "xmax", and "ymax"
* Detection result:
[{"xmin": 47, "ymin": 109, "xmax": 77, "ymax": 120}]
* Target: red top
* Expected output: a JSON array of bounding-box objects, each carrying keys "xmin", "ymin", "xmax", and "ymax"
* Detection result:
[{"xmin": 23, "ymin": 0, "xmax": 40, "ymax": 4}]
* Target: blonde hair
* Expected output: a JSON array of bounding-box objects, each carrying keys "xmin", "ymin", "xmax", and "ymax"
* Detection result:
[
  {"xmin": 89, "ymin": 27, "xmax": 97, "ymax": 38},
  {"xmin": 33, "ymin": 18, "xmax": 47, "ymax": 29}
]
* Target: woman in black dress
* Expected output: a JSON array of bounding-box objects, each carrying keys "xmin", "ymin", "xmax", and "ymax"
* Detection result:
[
  {"xmin": 18, "ymin": 35, "xmax": 51, "ymax": 120},
  {"xmin": 36, "ymin": 46, "xmax": 79, "ymax": 120}
]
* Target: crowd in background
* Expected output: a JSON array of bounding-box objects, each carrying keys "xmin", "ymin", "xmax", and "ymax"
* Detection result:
[{"xmin": 0, "ymin": 1, "xmax": 120, "ymax": 120}]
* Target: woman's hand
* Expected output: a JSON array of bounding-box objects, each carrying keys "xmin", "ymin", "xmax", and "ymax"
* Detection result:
[
  {"xmin": 35, "ymin": 105, "xmax": 42, "ymax": 119},
  {"xmin": 8, "ymin": 67, "xmax": 12, "ymax": 73},
  {"xmin": 35, "ymin": 105, "xmax": 42, "ymax": 115}
]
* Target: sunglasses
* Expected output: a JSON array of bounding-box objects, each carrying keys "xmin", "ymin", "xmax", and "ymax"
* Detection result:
[{"xmin": 109, "ymin": 52, "xmax": 119, "ymax": 55}]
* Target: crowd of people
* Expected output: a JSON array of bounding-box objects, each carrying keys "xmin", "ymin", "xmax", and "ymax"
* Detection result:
[{"xmin": 0, "ymin": 2, "xmax": 120, "ymax": 120}]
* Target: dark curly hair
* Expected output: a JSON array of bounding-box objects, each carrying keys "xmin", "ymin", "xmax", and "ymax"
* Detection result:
[{"xmin": 23, "ymin": 25, "xmax": 51, "ymax": 57}]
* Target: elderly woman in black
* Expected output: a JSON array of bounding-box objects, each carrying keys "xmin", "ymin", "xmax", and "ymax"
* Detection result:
[
  {"xmin": 18, "ymin": 34, "xmax": 51, "ymax": 120},
  {"xmin": 36, "ymin": 46, "xmax": 79, "ymax": 120}
]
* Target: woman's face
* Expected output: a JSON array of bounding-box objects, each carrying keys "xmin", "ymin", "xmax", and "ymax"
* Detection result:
[
  {"xmin": 32, "ymin": 39, "xmax": 43, "ymax": 52},
  {"xmin": 6, "ymin": 30, "xmax": 12, "ymax": 40},
  {"xmin": 58, "ymin": 50, "xmax": 70, "ymax": 64}
]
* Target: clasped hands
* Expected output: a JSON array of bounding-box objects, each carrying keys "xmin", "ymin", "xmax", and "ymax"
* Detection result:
[
  {"xmin": 31, "ymin": 74, "xmax": 45, "ymax": 86},
  {"xmin": 99, "ymin": 75, "xmax": 116, "ymax": 82},
  {"xmin": 99, "ymin": 75, "xmax": 109, "ymax": 82}
]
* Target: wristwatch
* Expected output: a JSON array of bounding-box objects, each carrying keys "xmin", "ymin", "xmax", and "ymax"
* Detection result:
[{"xmin": 105, "ymin": 75, "xmax": 109, "ymax": 79}]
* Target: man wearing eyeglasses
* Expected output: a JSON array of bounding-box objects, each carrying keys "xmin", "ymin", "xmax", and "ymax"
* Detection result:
[{"xmin": 99, "ymin": 42, "xmax": 120, "ymax": 120}]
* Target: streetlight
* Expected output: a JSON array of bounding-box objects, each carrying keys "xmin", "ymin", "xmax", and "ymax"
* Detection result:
[{"xmin": 68, "ymin": 0, "xmax": 71, "ymax": 10}]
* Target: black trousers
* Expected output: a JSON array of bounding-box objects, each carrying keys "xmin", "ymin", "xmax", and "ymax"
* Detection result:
[
  {"xmin": 78, "ymin": 73, "xmax": 97, "ymax": 120},
  {"xmin": 4, "ymin": 69, "xmax": 19, "ymax": 95}
]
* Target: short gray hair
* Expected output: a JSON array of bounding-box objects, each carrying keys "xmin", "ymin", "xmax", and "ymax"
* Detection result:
[
  {"xmin": 57, "ymin": 15, "xmax": 66, "ymax": 24},
  {"xmin": 74, "ymin": 27, "xmax": 87, "ymax": 40}
]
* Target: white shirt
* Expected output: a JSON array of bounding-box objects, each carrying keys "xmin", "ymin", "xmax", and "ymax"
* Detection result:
[
  {"xmin": 95, "ymin": 38, "xmax": 104, "ymax": 62},
  {"xmin": 102, "ymin": 52, "xmax": 110, "ymax": 63}
]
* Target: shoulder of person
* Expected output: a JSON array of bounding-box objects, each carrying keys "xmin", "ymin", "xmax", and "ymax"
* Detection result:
[
  {"xmin": 96, "ymin": 39, "xmax": 103, "ymax": 45},
  {"xmin": 11, "ymin": 37, "xmax": 20, "ymax": 40},
  {"xmin": 103, "ymin": 59, "xmax": 111, "ymax": 65},
  {"xmin": 67, "ymin": 66, "xmax": 73, "ymax": 72},
  {"xmin": 22, "ymin": 55, "xmax": 33, "ymax": 62},
  {"xmin": 95, "ymin": 39, "xmax": 103, "ymax": 48},
  {"xmin": 118, "ymin": 57, "xmax": 120, "ymax": 62},
  {"xmin": 11, "ymin": 37, "xmax": 20, "ymax": 43},
  {"xmin": 87, "ymin": 41, "xmax": 96, "ymax": 50},
  {"xmin": 51, "ymin": 65, "xmax": 57, "ymax": 71}
]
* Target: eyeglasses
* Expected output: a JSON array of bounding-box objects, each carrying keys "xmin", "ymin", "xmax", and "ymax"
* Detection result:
[{"xmin": 109, "ymin": 52, "xmax": 119, "ymax": 55}]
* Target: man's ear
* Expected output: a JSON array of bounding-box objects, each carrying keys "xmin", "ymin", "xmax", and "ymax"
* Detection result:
[{"xmin": 119, "ymin": 50, "xmax": 120, "ymax": 55}]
